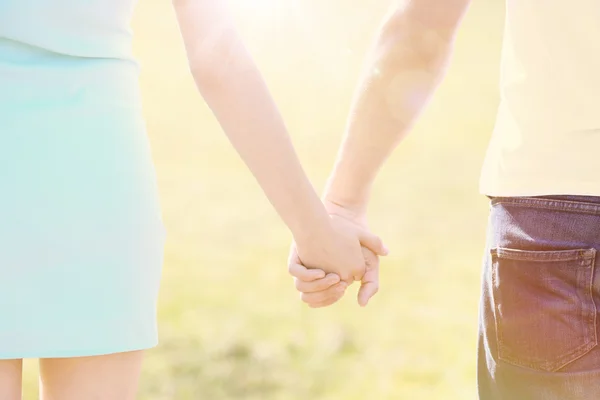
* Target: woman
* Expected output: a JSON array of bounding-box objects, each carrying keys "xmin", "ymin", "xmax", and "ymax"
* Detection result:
[{"xmin": 0, "ymin": 0, "xmax": 388, "ymax": 398}]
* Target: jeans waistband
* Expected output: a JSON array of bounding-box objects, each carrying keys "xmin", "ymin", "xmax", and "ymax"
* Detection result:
[{"xmin": 490, "ymin": 195, "xmax": 600, "ymax": 215}]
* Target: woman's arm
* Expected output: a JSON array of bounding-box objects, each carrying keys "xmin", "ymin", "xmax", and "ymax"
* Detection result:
[
  {"xmin": 173, "ymin": 0, "xmax": 327, "ymax": 241},
  {"xmin": 171, "ymin": 0, "xmax": 387, "ymax": 281}
]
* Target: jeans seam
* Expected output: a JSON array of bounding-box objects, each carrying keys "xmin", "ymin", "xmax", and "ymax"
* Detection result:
[{"xmin": 492, "ymin": 197, "xmax": 600, "ymax": 216}]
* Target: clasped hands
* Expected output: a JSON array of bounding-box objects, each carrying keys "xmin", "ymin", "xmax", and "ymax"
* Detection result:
[{"xmin": 288, "ymin": 200, "xmax": 388, "ymax": 308}]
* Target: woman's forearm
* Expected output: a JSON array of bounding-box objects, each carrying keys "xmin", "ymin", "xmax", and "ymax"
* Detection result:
[
  {"xmin": 324, "ymin": 1, "xmax": 469, "ymax": 211},
  {"xmin": 196, "ymin": 54, "xmax": 332, "ymax": 240},
  {"xmin": 174, "ymin": 0, "xmax": 331, "ymax": 242}
]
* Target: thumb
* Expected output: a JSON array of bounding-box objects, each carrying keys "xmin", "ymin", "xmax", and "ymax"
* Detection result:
[{"xmin": 358, "ymin": 230, "xmax": 389, "ymax": 256}]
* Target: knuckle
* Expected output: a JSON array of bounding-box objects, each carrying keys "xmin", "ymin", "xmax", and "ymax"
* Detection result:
[{"xmin": 353, "ymin": 264, "xmax": 365, "ymax": 276}]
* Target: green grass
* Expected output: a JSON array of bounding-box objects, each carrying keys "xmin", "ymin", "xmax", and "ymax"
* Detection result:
[{"xmin": 23, "ymin": 1, "xmax": 504, "ymax": 398}]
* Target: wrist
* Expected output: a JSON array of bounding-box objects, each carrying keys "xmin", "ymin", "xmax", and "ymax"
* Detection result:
[
  {"xmin": 323, "ymin": 165, "xmax": 373, "ymax": 214},
  {"xmin": 323, "ymin": 182, "xmax": 371, "ymax": 217},
  {"xmin": 289, "ymin": 206, "xmax": 334, "ymax": 248}
]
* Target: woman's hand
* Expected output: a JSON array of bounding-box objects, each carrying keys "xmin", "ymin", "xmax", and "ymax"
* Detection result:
[{"xmin": 289, "ymin": 200, "xmax": 387, "ymax": 308}]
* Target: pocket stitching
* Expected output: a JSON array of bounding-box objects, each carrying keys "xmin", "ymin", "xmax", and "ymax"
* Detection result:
[
  {"xmin": 491, "ymin": 247, "xmax": 596, "ymax": 262},
  {"xmin": 491, "ymin": 248, "xmax": 598, "ymax": 372}
]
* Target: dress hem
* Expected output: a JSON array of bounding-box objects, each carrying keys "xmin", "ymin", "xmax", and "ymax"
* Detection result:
[{"xmin": 0, "ymin": 340, "xmax": 158, "ymax": 360}]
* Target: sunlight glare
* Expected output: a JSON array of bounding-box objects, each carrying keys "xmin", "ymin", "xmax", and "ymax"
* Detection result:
[{"xmin": 227, "ymin": 0, "xmax": 284, "ymax": 19}]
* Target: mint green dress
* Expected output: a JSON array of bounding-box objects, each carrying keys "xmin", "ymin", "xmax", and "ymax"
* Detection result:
[{"xmin": 0, "ymin": 1, "xmax": 167, "ymax": 358}]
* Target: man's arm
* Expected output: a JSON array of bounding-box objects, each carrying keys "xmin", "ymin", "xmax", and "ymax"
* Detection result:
[
  {"xmin": 324, "ymin": 0, "xmax": 471, "ymax": 210},
  {"xmin": 290, "ymin": 0, "xmax": 471, "ymax": 307}
]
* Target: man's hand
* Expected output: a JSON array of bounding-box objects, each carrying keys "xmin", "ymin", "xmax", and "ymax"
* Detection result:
[{"xmin": 288, "ymin": 200, "xmax": 387, "ymax": 308}]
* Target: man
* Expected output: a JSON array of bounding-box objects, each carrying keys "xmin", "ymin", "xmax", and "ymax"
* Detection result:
[{"xmin": 288, "ymin": 1, "xmax": 600, "ymax": 398}]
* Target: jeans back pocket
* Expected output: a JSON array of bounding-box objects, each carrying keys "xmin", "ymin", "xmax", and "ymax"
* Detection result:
[{"xmin": 491, "ymin": 247, "xmax": 597, "ymax": 372}]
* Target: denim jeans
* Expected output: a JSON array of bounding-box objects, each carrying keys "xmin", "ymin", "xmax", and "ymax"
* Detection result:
[{"xmin": 478, "ymin": 195, "xmax": 600, "ymax": 399}]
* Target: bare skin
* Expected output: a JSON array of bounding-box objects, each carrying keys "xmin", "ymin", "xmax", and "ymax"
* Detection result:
[
  {"xmin": 39, "ymin": 351, "xmax": 144, "ymax": 400},
  {"xmin": 173, "ymin": 0, "xmax": 389, "ymax": 281},
  {"xmin": 0, "ymin": 360, "xmax": 22, "ymax": 400},
  {"xmin": 290, "ymin": 0, "xmax": 472, "ymax": 307}
]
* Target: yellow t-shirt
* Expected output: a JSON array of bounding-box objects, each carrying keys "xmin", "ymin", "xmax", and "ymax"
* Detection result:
[{"xmin": 480, "ymin": 1, "xmax": 600, "ymax": 196}]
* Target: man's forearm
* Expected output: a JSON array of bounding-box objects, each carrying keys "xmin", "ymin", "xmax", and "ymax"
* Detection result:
[{"xmin": 325, "ymin": 1, "xmax": 470, "ymax": 210}]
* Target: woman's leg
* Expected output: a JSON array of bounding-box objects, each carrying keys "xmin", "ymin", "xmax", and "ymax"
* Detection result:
[
  {"xmin": 0, "ymin": 359, "xmax": 23, "ymax": 400},
  {"xmin": 39, "ymin": 351, "xmax": 144, "ymax": 400}
]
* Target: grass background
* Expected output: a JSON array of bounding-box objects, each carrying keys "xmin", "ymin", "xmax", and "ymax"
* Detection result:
[{"xmin": 23, "ymin": 0, "xmax": 504, "ymax": 398}]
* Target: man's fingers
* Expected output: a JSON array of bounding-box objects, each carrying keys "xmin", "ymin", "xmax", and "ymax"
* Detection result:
[
  {"xmin": 288, "ymin": 263, "xmax": 326, "ymax": 281},
  {"xmin": 301, "ymin": 282, "xmax": 347, "ymax": 306},
  {"xmin": 358, "ymin": 282, "xmax": 379, "ymax": 307},
  {"xmin": 295, "ymin": 273, "xmax": 340, "ymax": 293},
  {"xmin": 358, "ymin": 247, "xmax": 380, "ymax": 307},
  {"xmin": 358, "ymin": 230, "xmax": 389, "ymax": 257},
  {"xmin": 308, "ymin": 297, "xmax": 342, "ymax": 308}
]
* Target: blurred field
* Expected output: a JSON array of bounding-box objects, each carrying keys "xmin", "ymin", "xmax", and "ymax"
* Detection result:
[{"xmin": 22, "ymin": 1, "xmax": 504, "ymax": 398}]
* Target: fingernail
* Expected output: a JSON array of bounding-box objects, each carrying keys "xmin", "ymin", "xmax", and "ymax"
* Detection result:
[{"xmin": 383, "ymin": 245, "xmax": 390, "ymax": 255}]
